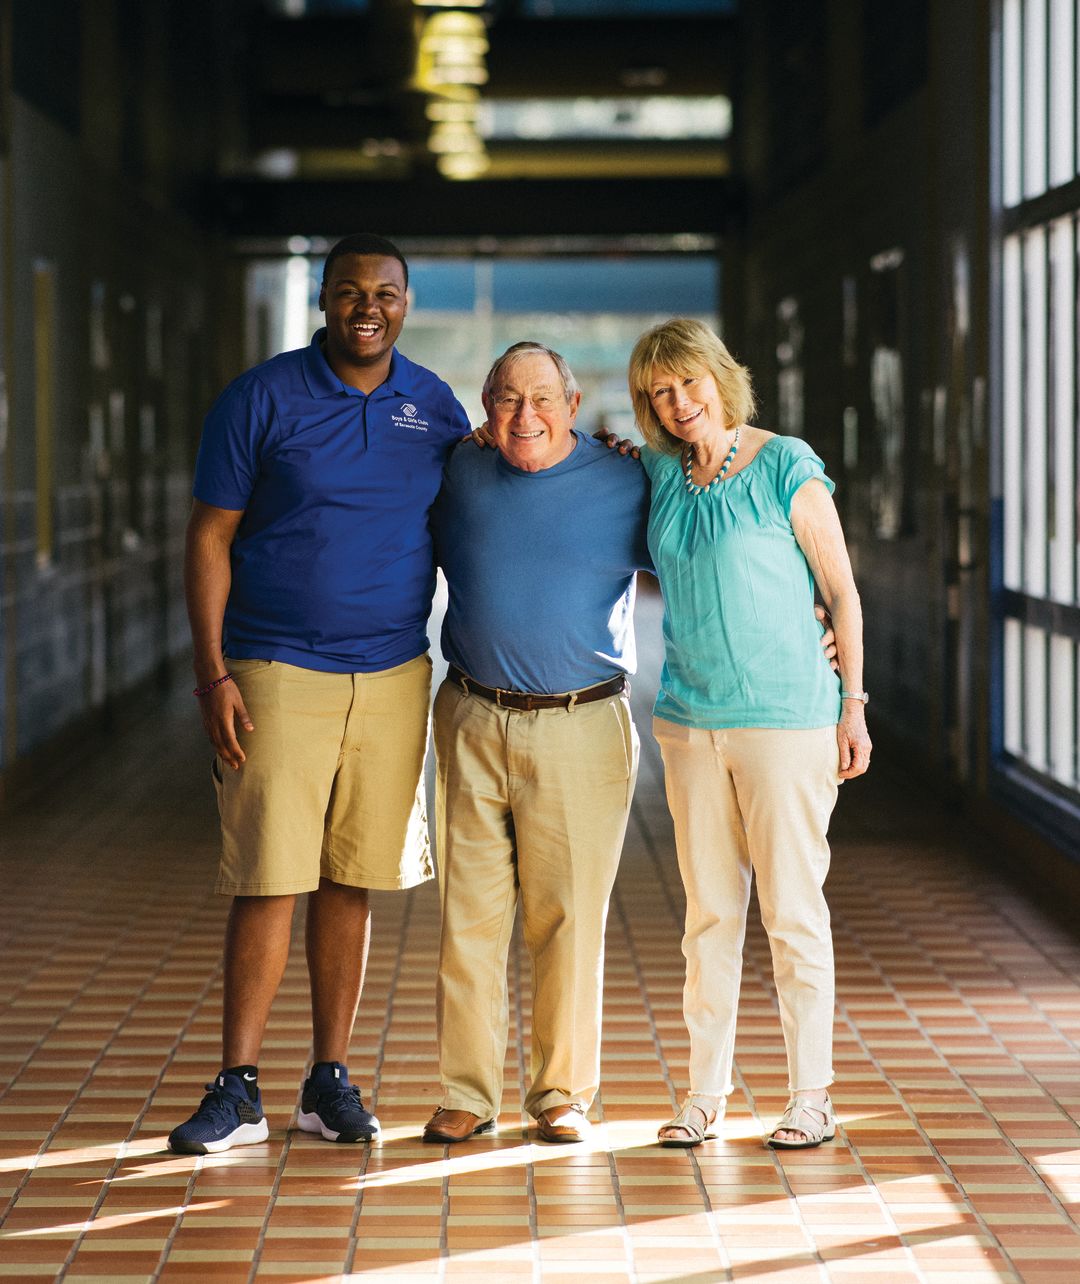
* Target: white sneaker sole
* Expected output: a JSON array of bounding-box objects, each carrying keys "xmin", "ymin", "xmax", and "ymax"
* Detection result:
[
  {"xmin": 172, "ymin": 1117, "xmax": 269, "ymax": 1155},
  {"xmin": 297, "ymin": 1108, "xmax": 379, "ymax": 1142}
]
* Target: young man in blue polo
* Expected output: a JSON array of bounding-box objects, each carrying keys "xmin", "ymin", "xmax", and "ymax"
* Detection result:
[{"xmin": 170, "ymin": 234, "xmax": 469, "ymax": 1154}]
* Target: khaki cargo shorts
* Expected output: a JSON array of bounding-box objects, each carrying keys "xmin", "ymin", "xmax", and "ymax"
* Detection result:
[{"xmin": 213, "ymin": 653, "xmax": 434, "ymax": 895}]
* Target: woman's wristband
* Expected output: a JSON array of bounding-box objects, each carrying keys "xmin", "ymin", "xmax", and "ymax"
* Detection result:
[
  {"xmin": 193, "ymin": 673, "xmax": 234, "ymax": 698},
  {"xmin": 841, "ymin": 689, "xmax": 869, "ymax": 705}
]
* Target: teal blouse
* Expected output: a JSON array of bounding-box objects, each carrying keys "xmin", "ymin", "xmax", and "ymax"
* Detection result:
[{"xmin": 642, "ymin": 435, "xmax": 842, "ymax": 730}]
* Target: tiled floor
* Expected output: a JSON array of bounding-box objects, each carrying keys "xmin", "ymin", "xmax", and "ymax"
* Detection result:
[{"xmin": 3, "ymin": 588, "xmax": 1080, "ymax": 1282}]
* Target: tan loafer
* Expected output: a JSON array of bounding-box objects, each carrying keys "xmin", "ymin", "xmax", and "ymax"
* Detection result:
[
  {"xmin": 422, "ymin": 1107, "xmax": 495, "ymax": 1143},
  {"xmin": 536, "ymin": 1104, "xmax": 590, "ymax": 1143}
]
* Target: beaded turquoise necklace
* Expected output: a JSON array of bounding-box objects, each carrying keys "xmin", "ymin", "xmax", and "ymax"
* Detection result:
[{"xmin": 682, "ymin": 426, "xmax": 741, "ymax": 495}]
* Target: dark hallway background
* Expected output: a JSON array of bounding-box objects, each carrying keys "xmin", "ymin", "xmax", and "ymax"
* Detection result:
[
  {"xmin": 2, "ymin": 0, "xmax": 1072, "ymax": 892},
  {"xmin": 3, "ymin": 4, "xmax": 1080, "ymax": 1281}
]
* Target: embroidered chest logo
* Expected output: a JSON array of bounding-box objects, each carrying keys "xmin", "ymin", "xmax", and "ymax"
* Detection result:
[{"xmin": 392, "ymin": 401, "xmax": 430, "ymax": 432}]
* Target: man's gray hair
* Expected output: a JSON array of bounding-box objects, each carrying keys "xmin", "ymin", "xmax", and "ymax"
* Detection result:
[{"xmin": 482, "ymin": 341, "xmax": 579, "ymax": 402}]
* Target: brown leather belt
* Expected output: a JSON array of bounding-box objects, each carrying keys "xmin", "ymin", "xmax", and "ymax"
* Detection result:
[{"xmin": 448, "ymin": 664, "xmax": 626, "ymax": 712}]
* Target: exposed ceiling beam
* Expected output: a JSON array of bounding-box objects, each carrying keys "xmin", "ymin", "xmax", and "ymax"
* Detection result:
[
  {"xmin": 252, "ymin": 13, "xmax": 415, "ymax": 96},
  {"xmin": 480, "ymin": 142, "xmax": 728, "ymax": 180},
  {"xmin": 252, "ymin": 14, "xmax": 731, "ymax": 102},
  {"xmin": 485, "ymin": 17, "xmax": 731, "ymax": 97},
  {"xmin": 249, "ymin": 96, "xmax": 427, "ymax": 151},
  {"xmin": 211, "ymin": 176, "xmax": 729, "ymax": 240}
]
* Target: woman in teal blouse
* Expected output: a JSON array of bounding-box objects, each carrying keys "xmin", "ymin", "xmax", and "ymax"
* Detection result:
[{"xmin": 628, "ymin": 318, "xmax": 871, "ymax": 1149}]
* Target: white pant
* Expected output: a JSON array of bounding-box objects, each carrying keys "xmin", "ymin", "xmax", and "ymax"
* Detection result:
[{"xmin": 653, "ymin": 719, "xmax": 840, "ymax": 1097}]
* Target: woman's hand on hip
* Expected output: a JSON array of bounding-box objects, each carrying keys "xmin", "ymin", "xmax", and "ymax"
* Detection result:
[
  {"xmin": 814, "ymin": 604, "xmax": 839, "ymax": 671},
  {"xmin": 836, "ymin": 705, "xmax": 871, "ymax": 780}
]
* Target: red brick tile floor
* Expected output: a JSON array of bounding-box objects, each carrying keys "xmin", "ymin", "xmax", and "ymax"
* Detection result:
[{"xmin": 2, "ymin": 587, "xmax": 1079, "ymax": 1281}]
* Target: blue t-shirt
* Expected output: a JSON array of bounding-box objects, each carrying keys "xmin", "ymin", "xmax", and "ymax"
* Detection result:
[
  {"xmin": 431, "ymin": 431, "xmax": 652, "ymax": 693},
  {"xmin": 193, "ymin": 330, "xmax": 470, "ymax": 672},
  {"xmin": 642, "ymin": 435, "xmax": 842, "ymax": 729}
]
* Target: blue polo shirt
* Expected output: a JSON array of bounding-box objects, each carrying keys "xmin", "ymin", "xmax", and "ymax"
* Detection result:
[
  {"xmin": 432, "ymin": 432, "xmax": 652, "ymax": 693},
  {"xmin": 193, "ymin": 329, "xmax": 470, "ymax": 672}
]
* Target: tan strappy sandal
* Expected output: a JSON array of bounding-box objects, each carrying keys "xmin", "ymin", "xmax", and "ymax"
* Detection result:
[
  {"xmin": 765, "ymin": 1092, "xmax": 836, "ymax": 1149},
  {"xmin": 657, "ymin": 1096, "xmax": 723, "ymax": 1148}
]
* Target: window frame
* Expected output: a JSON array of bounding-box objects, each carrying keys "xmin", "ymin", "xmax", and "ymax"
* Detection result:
[{"xmin": 992, "ymin": 0, "xmax": 1080, "ymax": 853}]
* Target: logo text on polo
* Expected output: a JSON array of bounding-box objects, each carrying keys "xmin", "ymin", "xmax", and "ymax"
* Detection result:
[{"xmin": 392, "ymin": 402, "xmax": 430, "ymax": 431}]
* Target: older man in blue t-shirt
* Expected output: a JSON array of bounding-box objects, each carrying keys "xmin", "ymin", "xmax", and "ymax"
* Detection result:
[
  {"xmin": 170, "ymin": 234, "xmax": 470, "ymax": 1157},
  {"xmin": 424, "ymin": 342, "xmax": 652, "ymax": 1146}
]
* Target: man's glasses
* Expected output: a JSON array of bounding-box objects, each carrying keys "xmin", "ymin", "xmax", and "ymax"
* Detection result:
[{"xmin": 490, "ymin": 394, "xmax": 562, "ymax": 413}]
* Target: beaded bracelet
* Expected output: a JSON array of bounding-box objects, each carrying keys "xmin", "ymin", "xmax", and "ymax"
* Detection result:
[{"xmin": 193, "ymin": 673, "xmax": 234, "ymax": 698}]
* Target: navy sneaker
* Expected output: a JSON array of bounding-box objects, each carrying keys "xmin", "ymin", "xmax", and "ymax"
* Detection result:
[
  {"xmin": 297, "ymin": 1062, "xmax": 379, "ymax": 1142},
  {"xmin": 168, "ymin": 1071, "xmax": 269, "ymax": 1155}
]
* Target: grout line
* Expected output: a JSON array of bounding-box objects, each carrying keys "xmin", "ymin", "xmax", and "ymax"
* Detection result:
[
  {"xmin": 151, "ymin": 1150, "xmax": 207, "ymax": 1283},
  {"xmin": 510, "ymin": 918, "xmax": 542, "ymax": 1284},
  {"xmin": 832, "ymin": 907, "xmax": 1032, "ymax": 1282},
  {"xmin": 345, "ymin": 884, "xmax": 418, "ymax": 1277},
  {"xmin": 243, "ymin": 916, "xmax": 307, "ymax": 1284},
  {"xmin": 615, "ymin": 794, "xmax": 734, "ymax": 1280},
  {"xmin": 42, "ymin": 924, "xmax": 225, "ymax": 1278},
  {"xmin": 6, "ymin": 646, "xmax": 1080, "ymax": 1281}
]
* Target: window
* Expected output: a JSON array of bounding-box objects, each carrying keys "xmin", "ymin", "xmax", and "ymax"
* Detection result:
[{"xmin": 999, "ymin": 0, "xmax": 1080, "ymax": 798}]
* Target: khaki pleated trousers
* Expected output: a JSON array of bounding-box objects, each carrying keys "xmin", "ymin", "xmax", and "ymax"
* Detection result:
[{"xmin": 433, "ymin": 678, "xmax": 639, "ymax": 1120}]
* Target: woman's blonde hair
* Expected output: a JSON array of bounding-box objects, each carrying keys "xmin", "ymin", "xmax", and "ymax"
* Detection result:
[{"xmin": 628, "ymin": 318, "xmax": 757, "ymax": 455}]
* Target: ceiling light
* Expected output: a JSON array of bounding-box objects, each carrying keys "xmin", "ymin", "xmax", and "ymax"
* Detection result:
[
  {"xmin": 426, "ymin": 98, "xmax": 480, "ymax": 123},
  {"xmin": 437, "ymin": 152, "xmax": 490, "ymax": 179},
  {"xmin": 433, "ymin": 64, "xmax": 488, "ymax": 86},
  {"xmin": 420, "ymin": 11, "xmax": 489, "ymax": 45},
  {"xmin": 428, "ymin": 122, "xmax": 485, "ymax": 153},
  {"xmin": 416, "ymin": 12, "xmax": 489, "ymax": 90},
  {"xmin": 413, "ymin": 10, "xmax": 490, "ymax": 175}
]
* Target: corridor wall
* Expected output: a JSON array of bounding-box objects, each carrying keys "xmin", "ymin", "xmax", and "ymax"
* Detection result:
[
  {"xmin": 0, "ymin": 0, "xmax": 245, "ymax": 792},
  {"xmin": 729, "ymin": 1, "xmax": 1079, "ymax": 879}
]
